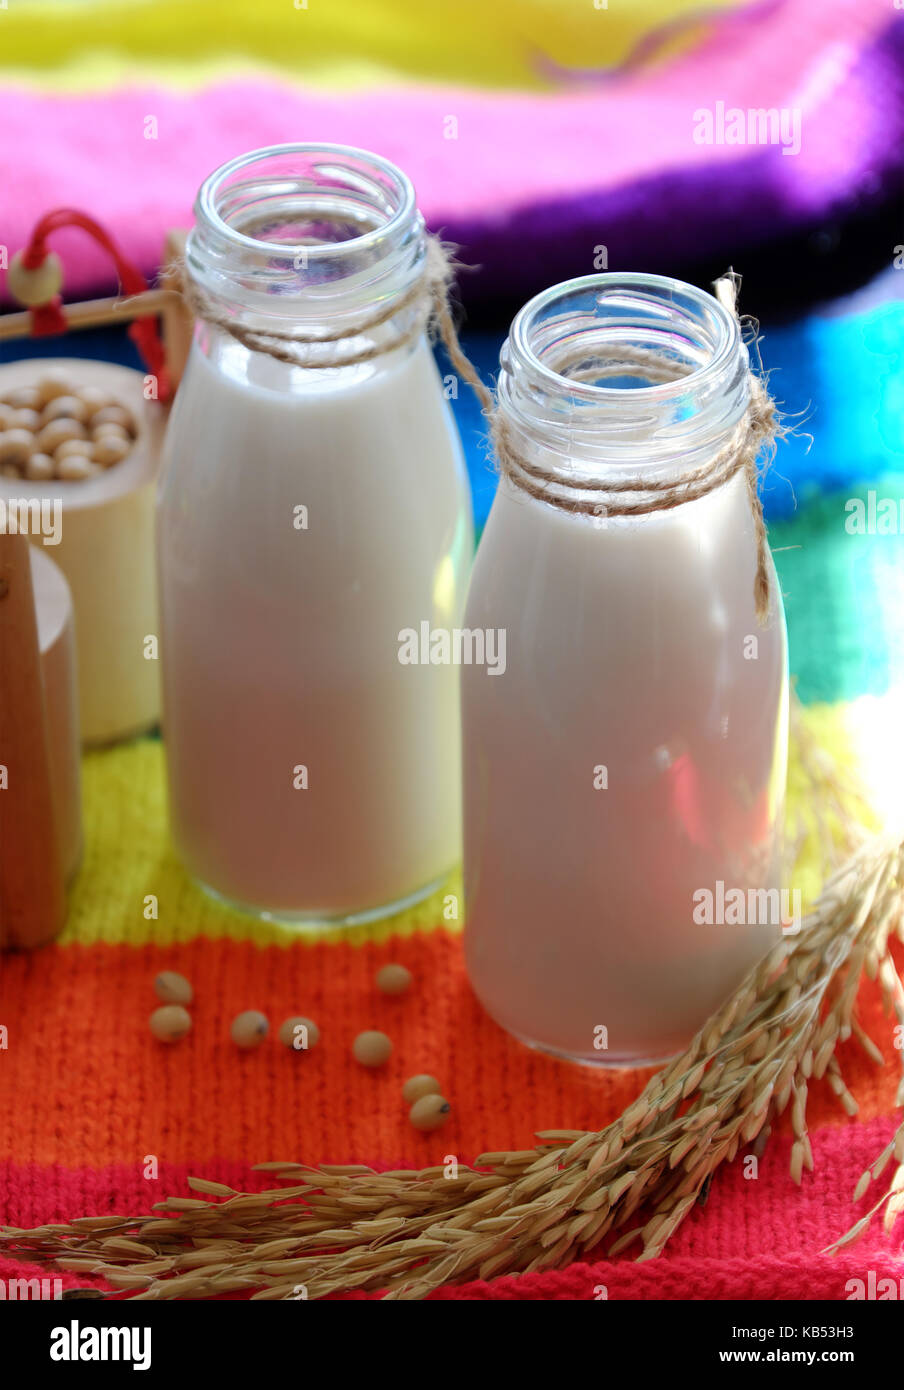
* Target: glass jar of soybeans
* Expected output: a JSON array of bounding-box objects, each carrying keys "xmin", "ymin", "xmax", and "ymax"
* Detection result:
[
  {"xmin": 462, "ymin": 273, "xmax": 789, "ymax": 1064},
  {"xmin": 158, "ymin": 145, "xmax": 473, "ymax": 924}
]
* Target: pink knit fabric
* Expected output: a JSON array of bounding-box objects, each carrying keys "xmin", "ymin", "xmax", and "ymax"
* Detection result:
[
  {"xmin": 0, "ymin": 0, "xmax": 896, "ymax": 302},
  {"xmin": 2, "ymin": 1118, "xmax": 902, "ymax": 1299}
]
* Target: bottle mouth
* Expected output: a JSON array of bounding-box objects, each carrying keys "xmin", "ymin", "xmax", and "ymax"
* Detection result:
[
  {"xmin": 197, "ymin": 143, "xmax": 416, "ymax": 262},
  {"xmin": 499, "ymin": 273, "xmax": 750, "ymax": 467},
  {"xmin": 187, "ymin": 143, "xmax": 424, "ymax": 322}
]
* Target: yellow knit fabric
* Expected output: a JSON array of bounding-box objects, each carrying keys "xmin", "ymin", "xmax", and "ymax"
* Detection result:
[
  {"xmin": 62, "ymin": 698, "xmax": 870, "ymax": 950},
  {"xmin": 63, "ymin": 738, "xmax": 462, "ymax": 949},
  {"xmin": 0, "ymin": 0, "xmax": 740, "ymax": 91}
]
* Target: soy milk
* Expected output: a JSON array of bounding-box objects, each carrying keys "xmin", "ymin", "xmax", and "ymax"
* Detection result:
[
  {"xmin": 157, "ymin": 146, "xmax": 473, "ymax": 921},
  {"xmin": 462, "ymin": 274, "xmax": 789, "ymax": 1063}
]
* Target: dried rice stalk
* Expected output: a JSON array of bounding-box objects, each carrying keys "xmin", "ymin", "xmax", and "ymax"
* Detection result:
[{"xmin": 4, "ymin": 827, "xmax": 903, "ymax": 1300}]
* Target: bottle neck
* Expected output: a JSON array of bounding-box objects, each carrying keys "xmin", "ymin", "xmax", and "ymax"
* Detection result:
[
  {"xmin": 496, "ymin": 274, "xmax": 751, "ymax": 497},
  {"xmin": 185, "ymin": 144, "xmax": 427, "ymax": 346}
]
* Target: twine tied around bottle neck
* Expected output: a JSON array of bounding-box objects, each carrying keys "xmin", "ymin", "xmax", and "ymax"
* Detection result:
[
  {"xmin": 490, "ymin": 274, "xmax": 780, "ymax": 626},
  {"xmin": 180, "ymin": 250, "xmax": 778, "ymax": 624},
  {"xmin": 178, "ymin": 234, "xmax": 501, "ymax": 377}
]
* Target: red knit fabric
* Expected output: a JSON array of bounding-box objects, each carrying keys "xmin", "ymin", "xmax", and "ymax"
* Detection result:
[{"xmin": 1, "ymin": 751, "xmax": 901, "ymax": 1299}]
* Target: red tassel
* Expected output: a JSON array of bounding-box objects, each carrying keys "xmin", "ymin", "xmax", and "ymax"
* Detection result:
[{"xmin": 17, "ymin": 209, "xmax": 172, "ymax": 401}]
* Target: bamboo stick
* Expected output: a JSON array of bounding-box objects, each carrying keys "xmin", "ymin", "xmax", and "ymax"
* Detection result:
[{"xmin": 0, "ymin": 288, "xmax": 180, "ymax": 342}]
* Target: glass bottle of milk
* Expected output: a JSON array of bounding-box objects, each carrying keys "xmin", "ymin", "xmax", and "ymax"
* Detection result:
[
  {"xmin": 158, "ymin": 145, "xmax": 473, "ymax": 923},
  {"xmin": 462, "ymin": 274, "xmax": 788, "ymax": 1064}
]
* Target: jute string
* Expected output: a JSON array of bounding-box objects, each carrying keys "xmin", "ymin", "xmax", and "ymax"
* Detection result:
[
  {"xmin": 178, "ymin": 235, "xmax": 497, "ymax": 376},
  {"xmin": 490, "ymin": 274, "xmax": 779, "ymax": 625},
  {"xmin": 180, "ymin": 248, "xmax": 777, "ymax": 623}
]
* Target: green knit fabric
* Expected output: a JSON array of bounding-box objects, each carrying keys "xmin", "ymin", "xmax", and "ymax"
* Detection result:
[{"xmin": 771, "ymin": 476, "xmax": 904, "ymax": 705}]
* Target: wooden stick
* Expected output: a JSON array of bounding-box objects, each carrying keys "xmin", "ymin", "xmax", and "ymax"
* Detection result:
[
  {"xmin": 0, "ymin": 533, "xmax": 66, "ymax": 949},
  {"xmin": 159, "ymin": 230, "xmax": 195, "ymax": 392},
  {"xmin": 0, "ymin": 288, "xmax": 180, "ymax": 342}
]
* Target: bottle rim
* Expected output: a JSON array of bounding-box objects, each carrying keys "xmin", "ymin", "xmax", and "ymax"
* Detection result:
[
  {"xmin": 187, "ymin": 143, "xmax": 425, "ymax": 330},
  {"xmin": 509, "ymin": 272, "xmax": 741, "ymax": 394},
  {"xmin": 195, "ymin": 142, "xmax": 418, "ymax": 265},
  {"xmin": 498, "ymin": 272, "xmax": 751, "ymax": 469}
]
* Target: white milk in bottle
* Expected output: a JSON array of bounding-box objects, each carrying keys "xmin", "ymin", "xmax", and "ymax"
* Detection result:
[
  {"xmin": 158, "ymin": 145, "xmax": 473, "ymax": 922},
  {"xmin": 462, "ymin": 275, "xmax": 788, "ymax": 1063}
]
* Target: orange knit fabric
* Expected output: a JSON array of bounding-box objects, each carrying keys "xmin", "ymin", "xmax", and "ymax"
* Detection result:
[
  {"xmin": 0, "ymin": 935, "xmax": 899, "ymax": 1172},
  {"xmin": 2, "ymin": 734, "xmax": 903, "ymax": 1300}
]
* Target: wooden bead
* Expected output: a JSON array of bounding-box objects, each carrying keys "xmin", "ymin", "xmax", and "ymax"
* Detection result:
[
  {"xmin": 231, "ymin": 1010, "xmax": 269, "ymax": 1049},
  {"xmin": 0, "ymin": 405, "xmax": 13, "ymax": 430},
  {"xmin": 352, "ymin": 1030, "xmax": 393, "ymax": 1068},
  {"xmin": 7, "ymin": 251, "xmax": 63, "ymax": 307},
  {"xmin": 150, "ymin": 1005, "xmax": 192, "ymax": 1043},
  {"xmin": 92, "ymin": 435, "xmax": 131, "ymax": 468},
  {"xmin": 42, "ymin": 395, "xmax": 88, "ymax": 424},
  {"xmin": 409, "ymin": 1094, "xmax": 451, "ymax": 1132},
  {"xmin": 36, "ymin": 373, "xmax": 74, "ymax": 406},
  {"xmin": 278, "ymin": 1016, "xmax": 320, "ymax": 1051},
  {"xmin": 0, "ymin": 429, "xmax": 36, "ymax": 466},
  {"xmin": 154, "ymin": 971, "xmax": 193, "ymax": 1006},
  {"xmin": 402, "ymin": 1074, "xmax": 442, "ymax": 1105},
  {"xmin": 376, "ymin": 963, "xmax": 413, "ymax": 996},
  {"xmin": 25, "ymin": 453, "xmax": 55, "ymax": 482},
  {"xmin": 36, "ymin": 418, "xmax": 87, "ymax": 454},
  {"xmin": 91, "ymin": 404, "xmax": 134, "ymax": 435}
]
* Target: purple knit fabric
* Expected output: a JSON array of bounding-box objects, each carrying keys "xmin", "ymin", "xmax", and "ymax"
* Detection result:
[{"xmin": 0, "ymin": 0, "xmax": 900, "ymax": 306}]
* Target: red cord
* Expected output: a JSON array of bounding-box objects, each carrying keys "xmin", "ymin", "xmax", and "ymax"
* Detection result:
[
  {"xmin": 29, "ymin": 296, "xmax": 67, "ymax": 338},
  {"xmin": 19, "ymin": 209, "xmax": 172, "ymax": 401}
]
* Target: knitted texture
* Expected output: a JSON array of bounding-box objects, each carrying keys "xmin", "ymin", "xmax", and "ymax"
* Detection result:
[
  {"xmin": 0, "ymin": 0, "xmax": 735, "ymax": 91},
  {"xmin": 1, "ymin": 2, "xmax": 901, "ymax": 309},
  {"xmin": 1, "ymin": 703, "xmax": 902, "ymax": 1300}
]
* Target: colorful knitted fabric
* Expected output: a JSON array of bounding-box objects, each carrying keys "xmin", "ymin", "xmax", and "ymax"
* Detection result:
[
  {"xmin": 1, "ymin": 0, "xmax": 901, "ymax": 310},
  {"xmin": 2, "ymin": 0, "xmax": 904, "ymax": 1305},
  {"xmin": 2, "ymin": 277, "xmax": 904, "ymax": 1300},
  {"xmin": 0, "ymin": 717, "xmax": 901, "ymax": 1301}
]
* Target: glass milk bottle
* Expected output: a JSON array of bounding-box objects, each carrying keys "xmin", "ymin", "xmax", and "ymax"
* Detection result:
[
  {"xmin": 462, "ymin": 274, "xmax": 788, "ymax": 1064},
  {"xmin": 158, "ymin": 145, "xmax": 473, "ymax": 923}
]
